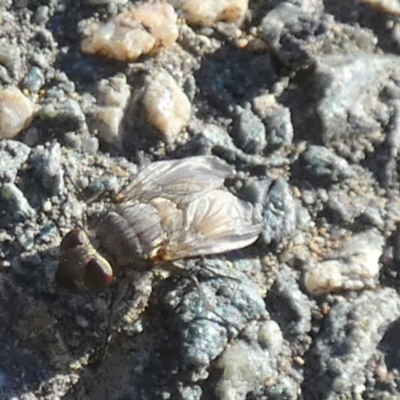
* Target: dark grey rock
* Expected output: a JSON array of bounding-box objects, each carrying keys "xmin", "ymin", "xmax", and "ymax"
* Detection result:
[
  {"xmin": 38, "ymin": 222, "xmax": 59, "ymax": 244},
  {"xmin": 266, "ymin": 266, "xmax": 312, "ymax": 340},
  {"xmin": 2, "ymin": 1, "xmax": 400, "ymax": 399},
  {"xmin": 18, "ymin": 229, "xmax": 35, "ymax": 250},
  {"xmin": 0, "ymin": 46, "xmax": 22, "ymax": 79},
  {"xmin": 300, "ymin": 145, "xmax": 355, "ymax": 183},
  {"xmin": 177, "ymin": 384, "xmax": 202, "ymax": 400},
  {"xmin": 22, "ymin": 66, "xmax": 45, "ymax": 93},
  {"xmin": 81, "ymin": 137, "xmax": 100, "ymax": 154},
  {"xmin": 0, "ymin": 140, "xmax": 31, "ymax": 182},
  {"xmin": 264, "ymin": 375, "xmax": 303, "ymax": 400},
  {"xmin": 326, "ymin": 188, "xmax": 383, "ymax": 226},
  {"xmin": 304, "ymin": 288, "xmax": 400, "ymax": 399},
  {"xmin": 38, "ymin": 99, "xmax": 86, "ymax": 132},
  {"xmin": 264, "ymin": 105, "xmax": 294, "ymax": 149},
  {"xmin": 29, "ymin": 142, "xmax": 64, "ymax": 196},
  {"xmin": 1, "ymin": 182, "xmax": 35, "ymax": 219},
  {"xmin": 188, "ymin": 123, "xmax": 289, "ymax": 169},
  {"xmin": 34, "ymin": 5, "xmax": 50, "ymax": 25},
  {"xmin": 258, "ymin": 1, "xmax": 326, "ymax": 68},
  {"xmin": 194, "ymin": 123, "xmax": 236, "ymax": 152},
  {"xmin": 231, "ymin": 106, "xmax": 266, "ymax": 154},
  {"xmin": 0, "ymin": 330, "xmax": 52, "ymax": 400},
  {"xmin": 0, "ymin": 65, "xmax": 11, "ymax": 83},
  {"xmin": 34, "ymin": 28, "xmax": 57, "ymax": 50},
  {"xmin": 259, "ymin": 178, "xmax": 297, "ymax": 244},
  {"xmin": 162, "ymin": 259, "xmax": 267, "ymax": 370},
  {"xmin": 314, "ymin": 53, "xmax": 400, "ymax": 160}
]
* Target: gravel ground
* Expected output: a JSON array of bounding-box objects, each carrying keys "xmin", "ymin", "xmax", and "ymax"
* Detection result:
[{"xmin": 2, "ymin": 1, "xmax": 400, "ymax": 399}]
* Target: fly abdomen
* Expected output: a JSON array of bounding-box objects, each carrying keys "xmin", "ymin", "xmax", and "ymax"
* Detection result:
[{"xmin": 96, "ymin": 201, "xmax": 166, "ymax": 267}]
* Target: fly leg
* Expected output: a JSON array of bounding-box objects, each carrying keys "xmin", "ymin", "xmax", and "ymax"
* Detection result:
[
  {"xmin": 89, "ymin": 278, "xmax": 130, "ymax": 366},
  {"xmin": 197, "ymin": 257, "xmax": 240, "ymax": 283},
  {"xmin": 159, "ymin": 262, "xmax": 214, "ymax": 312},
  {"xmin": 159, "ymin": 262, "xmax": 242, "ymax": 332},
  {"xmin": 89, "ymin": 270, "xmax": 153, "ymax": 365}
]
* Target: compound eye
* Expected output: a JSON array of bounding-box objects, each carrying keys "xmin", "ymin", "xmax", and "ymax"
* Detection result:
[
  {"xmin": 60, "ymin": 229, "xmax": 87, "ymax": 252},
  {"xmin": 83, "ymin": 257, "xmax": 114, "ymax": 292}
]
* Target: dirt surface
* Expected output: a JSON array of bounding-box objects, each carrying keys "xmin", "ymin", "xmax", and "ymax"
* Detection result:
[{"xmin": 2, "ymin": 1, "xmax": 400, "ymax": 399}]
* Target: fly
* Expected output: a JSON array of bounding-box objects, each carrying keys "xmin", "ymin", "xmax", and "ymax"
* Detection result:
[{"xmin": 56, "ymin": 155, "xmax": 263, "ymax": 292}]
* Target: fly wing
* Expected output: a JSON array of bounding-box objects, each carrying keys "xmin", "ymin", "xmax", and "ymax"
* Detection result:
[
  {"xmin": 164, "ymin": 190, "xmax": 263, "ymax": 260},
  {"xmin": 118, "ymin": 156, "xmax": 234, "ymax": 203}
]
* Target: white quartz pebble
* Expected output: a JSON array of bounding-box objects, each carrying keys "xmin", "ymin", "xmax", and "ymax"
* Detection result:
[
  {"xmin": 142, "ymin": 70, "xmax": 191, "ymax": 143},
  {"xmin": 0, "ymin": 87, "xmax": 34, "ymax": 139},
  {"xmin": 82, "ymin": 3, "xmax": 179, "ymax": 62}
]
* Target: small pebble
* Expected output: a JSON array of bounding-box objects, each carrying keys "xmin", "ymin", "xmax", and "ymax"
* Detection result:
[
  {"xmin": 34, "ymin": 5, "xmax": 50, "ymax": 24},
  {"xmin": 359, "ymin": 0, "xmax": 400, "ymax": 14},
  {"xmin": 0, "ymin": 140, "xmax": 31, "ymax": 182},
  {"xmin": 232, "ymin": 106, "xmax": 266, "ymax": 154},
  {"xmin": 1, "ymin": 182, "xmax": 35, "ymax": 219},
  {"xmin": 83, "ymin": 0, "xmax": 128, "ymax": 4},
  {"xmin": 29, "ymin": 143, "xmax": 65, "ymax": 196},
  {"xmin": 0, "ymin": 87, "xmax": 35, "ymax": 139},
  {"xmin": 266, "ymin": 266, "xmax": 312, "ymax": 339},
  {"xmin": 18, "ymin": 230, "xmax": 35, "ymax": 250},
  {"xmin": 301, "ymin": 145, "xmax": 355, "ymax": 183},
  {"xmin": 22, "ymin": 66, "xmax": 45, "ymax": 93},
  {"xmin": 260, "ymin": 178, "xmax": 297, "ymax": 244},
  {"xmin": 42, "ymin": 200, "xmax": 52, "ymax": 213},
  {"xmin": 38, "ymin": 99, "xmax": 85, "ymax": 132},
  {"xmin": 0, "ymin": 46, "xmax": 22, "ymax": 79},
  {"xmin": 258, "ymin": 2, "xmax": 325, "ymax": 68},
  {"xmin": 304, "ymin": 230, "xmax": 384, "ymax": 295},
  {"xmin": 170, "ymin": 0, "xmax": 249, "ymax": 27},
  {"xmin": 264, "ymin": 105, "xmax": 293, "ymax": 149},
  {"xmin": 96, "ymin": 74, "xmax": 131, "ymax": 108},
  {"xmin": 315, "ymin": 53, "xmax": 395, "ymax": 158},
  {"xmin": 81, "ymin": 3, "xmax": 178, "ymax": 62},
  {"xmin": 215, "ymin": 321, "xmax": 283, "ymax": 400},
  {"xmin": 88, "ymin": 106, "xmax": 124, "ymax": 145},
  {"xmin": 252, "ymin": 94, "xmax": 294, "ymax": 148},
  {"xmin": 142, "ymin": 70, "xmax": 191, "ymax": 143},
  {"xmin": 87, "ymin": 75, "xmax": 131, "ymax": 145},
  {"xmin": 81, "ymin": 137, "xmax": 99, "ymax": 154}
]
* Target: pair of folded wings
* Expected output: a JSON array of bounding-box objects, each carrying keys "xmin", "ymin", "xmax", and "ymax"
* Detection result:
[{"xmin": 117, "ymin": 156, "xmax": 263, "ymax": 259}]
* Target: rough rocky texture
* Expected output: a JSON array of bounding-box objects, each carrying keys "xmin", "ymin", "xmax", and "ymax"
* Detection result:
[
  {"xmin": 3, "ymin": 1, "xmax": 400, "ymax": 399},
  {"xmin": 304, "ymin": 288, "xmax": 400, "ymax": 399}
]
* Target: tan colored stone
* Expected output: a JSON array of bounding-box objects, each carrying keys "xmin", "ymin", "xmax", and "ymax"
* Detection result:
[
  {"xmin": 142, "ymin": 70, "xmax": 191, "ymax": 143},
  {"xmin": 0, "ymin": 86, "xmax": 34, "ymax": 139},
  {"xmin": 359, "ymin": 0, "xmax": 400, "ymax": 14},
  {"xmin": 81, "ymin": 3, "xmax": 178, "ymax": 62},
  {"xmin": 170, "ymin": 0, "xmax": 248, "ymax": 27}
]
